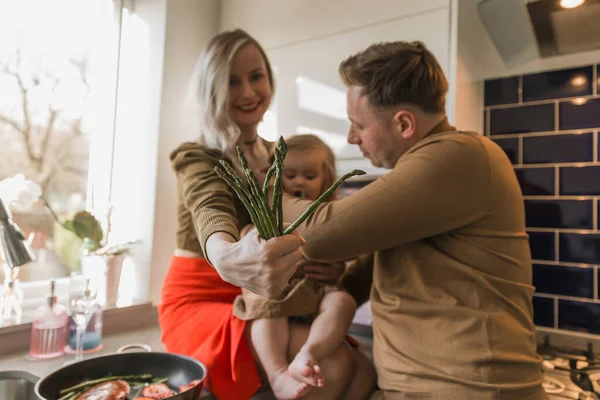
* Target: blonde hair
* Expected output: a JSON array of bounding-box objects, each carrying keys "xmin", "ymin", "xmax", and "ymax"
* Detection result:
[
  {"xmin": 186, "ymin": 29, "xmax": 275, "ymax": 152},
  {"xmin": 284, "ymin": 134, "xmax": 338, "ymax": 201}
]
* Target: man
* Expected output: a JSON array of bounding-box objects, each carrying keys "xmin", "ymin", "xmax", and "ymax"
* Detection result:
[{"xmin": 281, "ymin": 41, "xmax": 548, "ymax": 399}]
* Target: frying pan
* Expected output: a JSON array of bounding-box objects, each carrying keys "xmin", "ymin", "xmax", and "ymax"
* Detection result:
[{"xmin": 34, "ymin": 344, "xmax": 207, "ymax": 400}]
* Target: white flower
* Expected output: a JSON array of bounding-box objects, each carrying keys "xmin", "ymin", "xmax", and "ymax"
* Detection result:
[{"xmin": 0, "ymin": 174, "xmax": 43, "ymax": 212}]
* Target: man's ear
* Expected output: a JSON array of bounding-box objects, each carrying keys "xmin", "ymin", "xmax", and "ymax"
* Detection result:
[{"xmin": 393, "ymin": 110, "xmax": 417, "ymax": 140}]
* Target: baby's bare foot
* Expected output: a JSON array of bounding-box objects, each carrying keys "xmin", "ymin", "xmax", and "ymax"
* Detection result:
[
  {"xmin": 270, "ymin": 367, "xmax": 312, "ymax": 399},
  {"xmin": 288, "ymin": 348, "xmax": 324, "ymax": 387}
]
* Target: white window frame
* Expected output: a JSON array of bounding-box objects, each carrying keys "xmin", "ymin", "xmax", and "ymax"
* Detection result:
[{"xmin": 16, "ymin": 0, "xmax": 131, "ymax": 316}]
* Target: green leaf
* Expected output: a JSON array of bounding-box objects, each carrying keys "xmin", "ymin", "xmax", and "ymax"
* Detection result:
[
  {"xmin": 70, "ymin": 211, "xmax": 103, "ymax": 247},
  {"xmin": 63, "ymin": 220, "xmax": 75, "ymax": 232}
]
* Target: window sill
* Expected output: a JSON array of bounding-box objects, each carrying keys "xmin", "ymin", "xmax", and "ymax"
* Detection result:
[{"xmin": 0, "ymin": 302, "xmax": 158, "ymax": 357}]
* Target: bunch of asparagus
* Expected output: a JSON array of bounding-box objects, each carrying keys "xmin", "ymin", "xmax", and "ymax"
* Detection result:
[{"xmin": 214, "ymin": 136, "xmax": 365, "ymax": 239}]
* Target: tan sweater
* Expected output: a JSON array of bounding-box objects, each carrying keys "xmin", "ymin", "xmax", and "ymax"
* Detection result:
[
  {"xmin": 170, "ymin": 142, "xmax": 256, "ymax": 258},
  {"xmin": 282, "ymin": 119, "xmax": 546, "ymax": 398}
]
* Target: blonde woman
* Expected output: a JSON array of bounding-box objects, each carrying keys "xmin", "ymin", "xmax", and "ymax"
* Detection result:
[{"xmin": 158, "ymin": 30, "xmax": 375, "ymax": 400}]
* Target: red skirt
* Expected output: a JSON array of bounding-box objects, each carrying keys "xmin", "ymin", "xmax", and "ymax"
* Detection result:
[{"xmin": 158, "ymin": 256, "xmax": 261, "ymax": 400}]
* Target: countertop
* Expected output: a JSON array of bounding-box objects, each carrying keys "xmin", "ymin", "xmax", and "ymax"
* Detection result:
[
  {"xmin": 0, "ymin": 325, "xmax": 276, "ymax": 399},
  {"xmin": 0, "ymin": 324, "xmax": 586, "ymax": 400},
  {"xmin": 0, "ymin": 325, "xmax": 166, "ymax": 376},
  {"xmin": 0, "ymin": 325, "xmax": 222, "ymax": 399}
]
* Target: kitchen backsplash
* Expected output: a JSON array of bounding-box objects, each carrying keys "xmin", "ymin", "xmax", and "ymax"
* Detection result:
[{"xmin": 484, "ymin": 63, "xmax": 600, "ymax": 334}]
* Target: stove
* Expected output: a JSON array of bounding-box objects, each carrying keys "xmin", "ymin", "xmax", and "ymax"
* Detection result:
[{"xmin": 539, "ymin": 335, "xmax": 600, "ymax": 399}]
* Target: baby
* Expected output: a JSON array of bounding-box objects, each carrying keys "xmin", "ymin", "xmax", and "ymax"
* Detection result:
[{"xmin": 233, "ymin": 134, "xmax": 358, "ymax": 399}]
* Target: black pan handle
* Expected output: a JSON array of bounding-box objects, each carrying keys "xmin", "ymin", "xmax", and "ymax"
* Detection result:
[{"xmin": 116, "ymin": 343, "xmax": 152, "ymax": 353}]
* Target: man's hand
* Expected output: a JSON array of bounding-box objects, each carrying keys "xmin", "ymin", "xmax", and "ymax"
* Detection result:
[{"xmin": 301, "ymin": 260, "xmax": 345, "ymax": 284}]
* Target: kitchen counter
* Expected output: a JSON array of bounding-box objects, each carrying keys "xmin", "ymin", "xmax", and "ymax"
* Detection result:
[
  {"xmin": 1, "ymin": 324, "xmax": 585, "ymax": 399},
  {"xmin": 0, "ymin": 325, "xmax": 278, "ymax": 399},
  {"xmin": 0, "ymin": 325, "xmax": 224, "ymax": 399},
  {"xmin": 0, "ymin": 325, "xmax": 166, "ymax": 377}
]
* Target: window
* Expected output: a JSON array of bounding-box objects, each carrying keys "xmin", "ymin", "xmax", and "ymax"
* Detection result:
[{"xmin": 0, "ymin": 0, "xmax": 124, "ymax": 318}]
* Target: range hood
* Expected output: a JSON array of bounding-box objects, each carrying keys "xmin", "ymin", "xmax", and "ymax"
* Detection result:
[{"xmin": 478, "ymin": 0, "xmax": 600, "ymax": 68}]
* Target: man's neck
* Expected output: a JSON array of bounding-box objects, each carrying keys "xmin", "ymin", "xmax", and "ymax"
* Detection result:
[{"xmin": 418, "ymin": 114, "xmax": 449, "ymax": 139}]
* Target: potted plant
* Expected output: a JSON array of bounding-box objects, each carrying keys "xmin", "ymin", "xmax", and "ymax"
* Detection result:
[
  {"xmin": 45, "ymin": 205, "xmax": 138, "ymax": 307},
  {"xmin": 0, "ymin": 173, "xmax": 138, "ymax": 306}
]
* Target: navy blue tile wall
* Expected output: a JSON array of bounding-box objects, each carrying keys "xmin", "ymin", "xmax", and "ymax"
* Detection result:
[
  {"xmin": 524, "ymin": 200, "xmax": 593, "ymax": 229},
  {"xmin": 490, "ymin": 104, "xmax": 554, "ymax": 135},
  {"xmin": 533, "ymin": 297, "xmax": 554, "ymax": 327},
  {"xmin": 560, "ymin": 166, "xmax": 600, "ymax": 195},
  {"xmin": 559, "ymin": 301, "xmax": 600, "ymax": 334},
  {"xmin": 559, "ymin": 233, "xmax": 600, "ymax": 265},
  {"xmin": 493, "ymin": 138, "xmax": 519, "ymax": 164},
  {"xmin": 529, "ymin": 231, "xmax": 555, "ymax": 261},
  {"xmin": 485, "ymin": 63, "xmax": 600, "ymax": 336},
  {"xmin": 485, "ymin": 76, "xmax": 519, "ymax": 106},
  {"xmin": 516, "ymin": 168, "xmax": 554, "ymax": 195},
  {"xmin": 533, "ymin": 264, "xmax": 593, "ymax": 298},
  {"xmin": 523, "ymin": 66, "xmax": 593, "ymax": 102},
  {"xmin": 598, "ymin": 200, "xmax": 600, "ymax": 234},
  {"xmin": 483, "ymin": 110, "xmax": 488, "ymax": 136},
  {"xmin": 559, "ymin": 98, "xmax": 600, "ymax": 130},
  {"xmin": 522, "ymin": 133, "xmax": 593, "ymax": 164}
]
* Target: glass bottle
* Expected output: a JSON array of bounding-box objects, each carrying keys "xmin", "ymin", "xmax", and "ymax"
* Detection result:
[
  {"xmin": 29, "ymin": 280, "xmax": 67, "ymax": 359},
  {"xmin": 66, "ymin": 279, "xmax": 103, "ymax": 357}
]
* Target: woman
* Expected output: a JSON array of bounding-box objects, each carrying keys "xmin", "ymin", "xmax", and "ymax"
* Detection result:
[{"xmin": 158, "ymin": 29, "xmax": 375, "ymax": 400}]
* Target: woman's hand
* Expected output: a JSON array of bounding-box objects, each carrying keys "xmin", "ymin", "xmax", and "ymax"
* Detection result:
[
  {"xmin": 206, "ymin": 230, "xmax": 306, "ymax": 299},
  {"xmin": 301, "ymin": 260, "xmax": 345, "ymax": 284},
  {"xmin": 239, "ymin": 224, "xmax": 255, "ymax": 238}
]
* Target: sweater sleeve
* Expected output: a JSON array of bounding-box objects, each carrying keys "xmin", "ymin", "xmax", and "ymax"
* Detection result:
[
  {"xmin": 282, "ymin": 134, "xmax": 490, "ymax": 262},
  {"xmin": 171, "ymin": 143, "xmax": 240, "ymax": 260}
]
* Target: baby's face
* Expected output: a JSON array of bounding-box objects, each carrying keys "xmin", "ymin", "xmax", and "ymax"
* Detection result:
[{"xmin": 282, "ymin": 150, "xmax": 326, "ymax": 201}]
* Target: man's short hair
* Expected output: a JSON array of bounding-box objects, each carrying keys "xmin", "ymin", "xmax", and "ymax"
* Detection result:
[{"xmin": 339, "ymin": 41, "xmax": 448, "ymax": 114}]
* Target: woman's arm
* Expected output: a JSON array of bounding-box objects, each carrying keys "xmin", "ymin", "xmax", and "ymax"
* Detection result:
[{"xmin": 173, "ymin": 144, "xmax": 305, "ymax": 298}]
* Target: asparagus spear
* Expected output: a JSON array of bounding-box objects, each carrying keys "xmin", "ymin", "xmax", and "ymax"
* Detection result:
[
  {"xmin": 277, "ymin": 136, "xmax": 287, "ymax": 159},
  {"xmin": 58, "ymin": 392, "xmax": 81, "ymax": 400},
  {"xmin": 58, "ymin": 374, "xmax": 153, "ymax": 395},
  {"xmin": 273, "ymin": 137, "xmax": 287, "ymax": 234},
  {"xmin": 263, "ymin": 163, "xmax": 277, "ymax": 199},
  {"xmin": 263, "ymin": 137, "xmax": 286, "ymax": 197},
  {"xmin": 217, "ymin": 161, "xmax": 268, "ymax": 236},
  {"xmin": 214, "ymin": 167, "xmax": 267, "ymax": 238},
  {"xmin": 272, "ymin": 148, "xmax": 284, "ymax": 234},
  {"xmin": 283, "ymin": 169, "xmax": 366, "ymax": 234},
  {"xmin": 237, "ymin": 146, "xmax": 279, "ymax": 237}
]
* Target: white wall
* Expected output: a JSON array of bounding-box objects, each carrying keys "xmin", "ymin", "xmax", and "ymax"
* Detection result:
[
  {"xmin": 148, "ymin": 0, "xmax": 220, "ymax": 304},
  {"xmin": 220, "ymin": 0, "xmax": 449, "ymax": 50},
  {"xmin": 452, "ymin": 0, "xmax": 484, "ymax": 133}
]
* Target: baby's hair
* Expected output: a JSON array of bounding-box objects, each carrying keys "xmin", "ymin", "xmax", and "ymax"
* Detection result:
[{"xmin": 283, "ymin": 134, "xmax": 338, "ymax": 201}]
